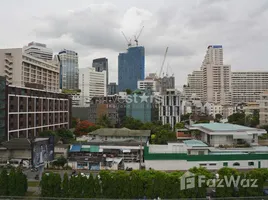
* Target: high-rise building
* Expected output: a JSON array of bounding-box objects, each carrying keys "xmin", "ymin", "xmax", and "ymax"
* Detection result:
[
  {"xmin": 0, "ymin": 76, "xmax": 6, "ymax": 141},
  {"xmin": 138, "ymin": 76, "xmax": 161, "ymax": 92},
  {"xmin": 159, "ymin": 76, "xmax": 175, "ymax": 94},
  {"xmin": 23, "ymin": 42, "xmax": 53, "ymax": 61},
  {"xmin": 58, "ymin": 49, "xmax": 79, "ymax": 90},
  {"xmin": 201, "ymin": 45, "xmax": 223, "ymax": 69},
  {"xmin": 183, "ymin": 70, "xmax": 203, "ymax": 100},
  {"xmin": 203, "ymin": 64, "xmax": 232, "ymax": 104},
  {"xmin": 108, "ymin": 82, "xmax": 118, "ymax": 95},
  {"xmin": 78, "ymin": 67, "xmax": 106, "ymax": 106},
  {"xmin": 232, "ymin": 72, "xmax": 268, "ymax": 104},
  {"xmin": 159, "ymin": 89, "xmax": 181, "ymax": 129},
  {"xmin": 92, "ymin": 58, "xmax": 108, "ymax": 90},
  {"xmin": 118, "ymin": 46, "xmax": 145, "ymax": 92},
  {"xmin": 201, "ymin": 45, "xmax": 232, "ymax": 104},
  {"xmin": 0, "ymin": 48, "xmax": 60, "ymax": 92}
]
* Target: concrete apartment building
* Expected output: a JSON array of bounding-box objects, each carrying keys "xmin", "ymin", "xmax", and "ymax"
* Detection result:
[
  {"xmin": 232, "ymin": 71, "xmax": 268, "ymax": 104},
  {"xmin": 23, "ymin": 42, "xmax": 53, "ymax": 61},
  {"xmin": 4, "ymin": 84, "xmax": 72, "ymax": 140},
  {"xmin": 259, "ymin": 91, "xmax": 268, "ymax": 126},
  {"xmin": 78, "ymin": 67, "xmax": 106, "ymax": 107},
  {"xmin": 183, "ymin": 70, "xmax": 203, "ymax": 100},
  {"xmin": 0, "ymin": 48, "xmax": 60, "ymax": 92},
  {"xmin": 159, "ymin": 89, "xmax": 181, "ymax": 129},
  {"xmin": 138, "ymin": 78, "xmax": 160, "ymax": 92}
]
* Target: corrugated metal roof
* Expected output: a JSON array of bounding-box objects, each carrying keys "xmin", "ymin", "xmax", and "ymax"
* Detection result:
[
  {"xmin": 90, "ymin": 145, "xmax": 99, "ymax": 152},
  {"xmin": 88, "ymin": 128, "xmax": 151, "ymax": 137},
  {"xmin": 69, "ymin": 145, "xmax": 81, "ymax": 152}
]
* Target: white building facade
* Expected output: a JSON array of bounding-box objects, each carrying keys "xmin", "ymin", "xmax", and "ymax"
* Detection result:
[
  {"xmin": 259, "ymin": 91, "xmax": 268, "ymax": 126},
  {"xmin": 232, "ymin": 71, "xmax": 268, "ymax": 104},
  {"xmin": 0, "ymin": 48, "xmax": 60, "ymax": 92},
  {"xmin": 23, "ymin": 42, "xmax": 53, "ymax": 61},
  {"xmin": 78, "ymin": 67, "xmax": 106, "ymax": 107},
  {"xmin": 183, "ymin": 70, "xmax": 203, "ymax": 100},
  {"xmin": 138, "ymin": 79, "xmax": 160, "ymax": 92},
  {"xmin": 159, "ymin": 89, "xmax": 181, "ymax": 129}
]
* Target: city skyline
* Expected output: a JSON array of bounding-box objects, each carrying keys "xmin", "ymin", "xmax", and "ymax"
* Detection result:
[{"xmin": 0, "ymin": 0, "xmax": 268, "ymax": 89}]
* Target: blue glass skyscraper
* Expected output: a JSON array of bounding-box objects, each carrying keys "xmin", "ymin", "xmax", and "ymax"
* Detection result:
[{"xmin": 118, "ymin": 46, "xmax": 145, "ymax": 92}]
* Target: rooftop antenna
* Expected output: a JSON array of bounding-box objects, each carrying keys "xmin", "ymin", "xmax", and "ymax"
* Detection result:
[
  {"xmin": 121, "ymin": 31, "xmax": 132, "ymax": 47},
  {"xmin": 134, "ymin": 26, "xmax": 144, "ymax": 46}
]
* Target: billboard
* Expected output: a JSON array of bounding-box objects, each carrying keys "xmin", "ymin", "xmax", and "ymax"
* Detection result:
[{"xmin": 32, "ymin": 137, "xmax": 54, "ymax": 167}]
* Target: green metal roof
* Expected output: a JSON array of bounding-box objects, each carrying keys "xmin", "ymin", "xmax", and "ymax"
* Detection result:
[
  {"xmin": 81, "ymin": 148, "xmax": 90, "ymax": 152},
  {"xmin": 183, "ymin": 139, "xmax": 208, "ymax": 147},
  {"xmin": 90, "ymin": 145, "xmax": 99, "ymax": 153},
  {"xmin": 191, "ymin": 123, "xmax": 256, "ymax": 131}
]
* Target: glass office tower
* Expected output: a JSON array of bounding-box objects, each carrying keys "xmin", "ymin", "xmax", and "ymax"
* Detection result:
[
  {"xmin": 118, "ymin": 46, "xmax": 145, "ymax": 92},
  {"xmin": 58, "ymin": 49, "xmax": 79, "ymax": 90}
]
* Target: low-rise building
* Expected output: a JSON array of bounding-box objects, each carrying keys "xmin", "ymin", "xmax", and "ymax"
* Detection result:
[
  {"xmin": 189, "ymin": 123, "xmax": 265, "ymax": 147},
  {"xmin": 68, "ymin": 141, "xmax": 145, "ymax": 170},
  {"xmin": 144, "ymin": 141, "xmax": 268, "ymax": 171},
  {"xmin": 77, "ymin": 128, "xmax": 150, "ymax": 143}
]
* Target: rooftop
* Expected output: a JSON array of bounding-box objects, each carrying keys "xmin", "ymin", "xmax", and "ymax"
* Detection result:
[
  {"xmin": 191, "ymin": 123, "xmax": 258, "ymax": 132},
  {"xmin": 88, "ymin": 128, "xmax": 151, "ymax": 137},
  {"xmin": 183, "ymin": 139, "xmax": 208, "ymax": 147}
]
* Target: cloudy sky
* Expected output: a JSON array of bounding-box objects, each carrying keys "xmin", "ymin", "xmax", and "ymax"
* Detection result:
[{"xmin": 1, "ymin": 0, "xmax": 268, "ymax": 89}]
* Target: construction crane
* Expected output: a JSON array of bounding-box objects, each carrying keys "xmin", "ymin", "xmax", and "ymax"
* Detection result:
[
  {"xmin": 158, "ymin": 47, "xmax": 169, "ymax": 78},
  {"xmin": 134, "ymin": 26, "xmax": 144, "ymax": 46},
  {"xmin": 121, "ymin": 31, "xmax": 132, "ymax": 47}
]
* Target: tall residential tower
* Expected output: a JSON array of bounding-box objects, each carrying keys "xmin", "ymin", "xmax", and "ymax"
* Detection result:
[
  {"xmin": 92, "ymin": 58, "xmax": 108, "ymax": 90},
  {"xmin": 23, "ymin": 42, "xmax": 53, "ymax": 61}
]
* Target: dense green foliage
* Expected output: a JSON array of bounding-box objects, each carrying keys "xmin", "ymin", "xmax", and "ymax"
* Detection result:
[
  {"xmin": 122, "ymin": 117, "xmax": 176, "ymax": 144},
  {"xmin": 40, "ymin": 167, "xmax": 268, "ymax": 198},
  {"xmin": 39, "ymin": 128, "xmax": 74, "ymax": 144},
  {"xmin": 228, "ymin": 110, "xmax": 259, "ymax": 127},
  {"xmin": 96, "ymin": 114, "xmax": 113, "ymax": 128},
  {"xmin": 0, "ymin": 168, "xmax": 27, "ymax": 196}
]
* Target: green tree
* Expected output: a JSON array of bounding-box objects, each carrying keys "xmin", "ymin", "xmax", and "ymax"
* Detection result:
[
  {"xmin": 72, "ymin": 117, "xmax": 79, "ymax": 128},
  {"xmin": 56, "ymin": 128, "xmax": 74, "ymax": 143},
  {"xmin": 122, "ymin": 116, "xmax": 144, "ymax": 130},
  {"xmin": 228, "ymin": 112, "xmax": 246, "ymax": 125},
  {"xmin": 125, "ymin": 89, "xmax": 132, "ymax": 94},
  {"xmin": 216, "ymin": 167, "xmax": 239, "ymax": 197},
  {"xmin": 215, "ymin": 114, "xmax": 222, "ymax": 122},
  {"xmin": 0, "ymin": 169, "xmax": 9, "ymax": 196},
  {"xmin": 175, "ymin": 122, "xmax": 184, "ymax": 129},
  {"xmin": 62, "ymin": 173, "xmax": 69, "ymax": 197},
  {"xmin": 97, "ymin": 114, "xmax": 112, "ymax": 128},
  {"xmin": 53, "ymin": 156, "xmax": 67, "ymax": 168},
  {"xmin": 8, "ymin": 168, "xmax": 16, "ymax": 196}
]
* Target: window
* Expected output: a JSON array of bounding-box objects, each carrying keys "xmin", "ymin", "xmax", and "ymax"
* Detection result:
[
  {"xmin": 198, "ymin": 151, "xmax": 205, "ymax": 155},
  {"xmin": 233, "ymin": 162, "xmax": 240, "ymax": 166},
  {"xmin": 223, "ymin": 162, "xmax": 228, "ymax": 167},
  {"xmin": 209, "ymin": 163, "xmax": 216, "ymax": 166},
  {"xmin": 199, "ymin": 163, "xmax": 207, "ymax": 166},
  {"xmin": 248, "ymin": 162, "xmax": 254, "ymax": 166}
]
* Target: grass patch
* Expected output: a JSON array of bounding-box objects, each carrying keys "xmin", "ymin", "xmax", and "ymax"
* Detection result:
[{"xmin": 28, "ymin": 181, "xmax": 40, "ymax": 187}]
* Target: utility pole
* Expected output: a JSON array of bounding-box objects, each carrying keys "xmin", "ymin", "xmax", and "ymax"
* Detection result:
[{"xmin": 139, "ymin": 136, "xmax": 142, "ymax": 169}]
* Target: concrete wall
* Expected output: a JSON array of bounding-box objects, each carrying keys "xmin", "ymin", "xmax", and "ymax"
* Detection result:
[{"xmin": 145, "ymin": 159, "xmax": 268, "ymax": 171}]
